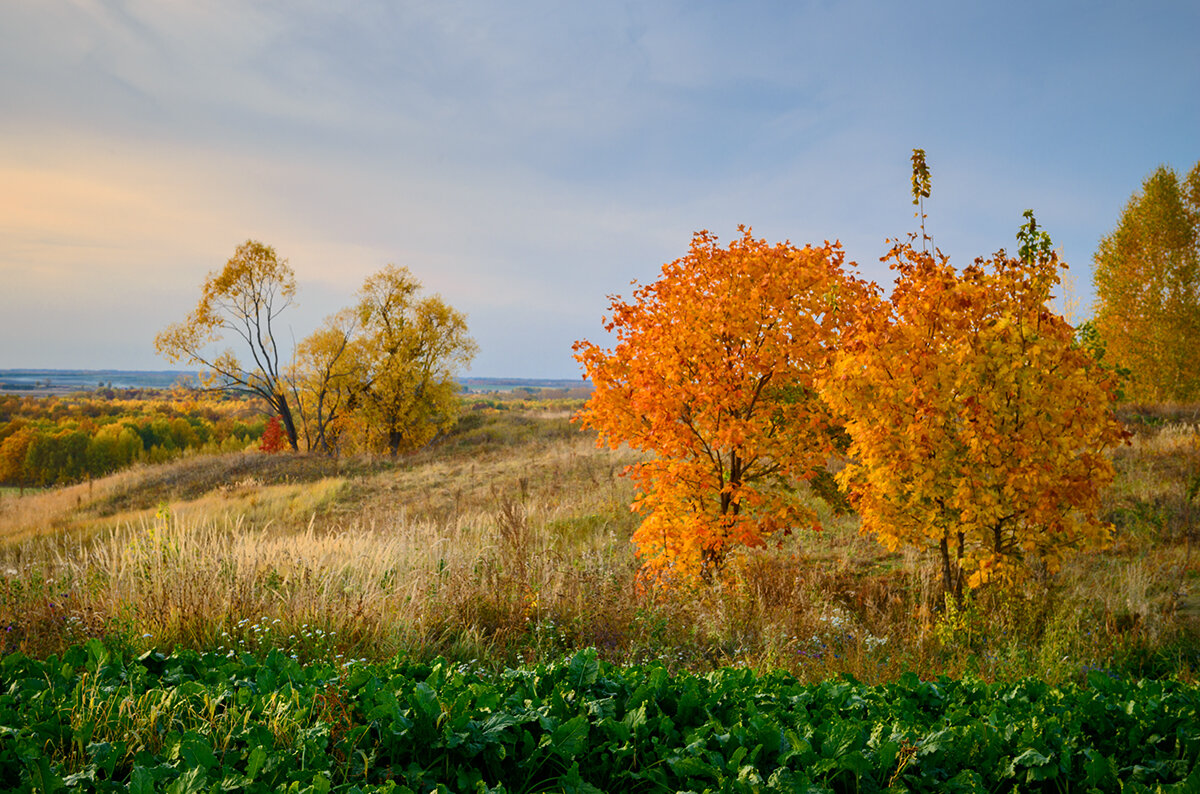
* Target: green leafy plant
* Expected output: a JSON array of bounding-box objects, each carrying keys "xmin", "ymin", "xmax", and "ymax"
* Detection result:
[{"xmin": 4, "ymin": 645, "xmax": 1200, "ymax": 792}]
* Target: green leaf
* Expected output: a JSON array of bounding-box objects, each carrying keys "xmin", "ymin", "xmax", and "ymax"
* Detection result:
[
  {"xmin": 567, "ymin": 649, "xmax": 600, "ymax": 689},
  {"xmin": 944, "ymin": 768, "xmax": 986, "ymax": 792},
  {"xmin": 412, "ymin": 682, "xmax": 440, "ymax": 722},
  {"xmin": 178, "ymin": 731, "xmax": 217, "ymax": 771},
  {"xmin": 86, "ymin": 741, "xmax": 120, "ymax": 778},
  {"xmin": 26, "ymin": 754, "xmax": 63, "ymax": 793},
  {"xmin": 128, "ymin": 767, "xmax": 156, "ymax": 794},
  {"xmin": 622, "ymin": 703, "xmax": 647, "ymax": 736},
  {"xmin": 832, "ymin": 745, "xmax": 871, "ymax": 775},
  {"xmin": 246, "ymin": 744, "xmax": 268, "ymax": 779},
  {"xmin": 559, "ymin": 761, "xmax": 605, "ymax": 794},
  {"xmin": 875, "ymin": 739, "xmax": 899, "ymax": 778},
  {"xmin": 165, "ymin": 766, "xmax": 207, "ymax": 794},
  {"xmin": 598, "ymin": 716, "xmax": 630, "ymax": 743},
  {"xmin": 1007, "ymin": 747, "xmax": 1054, "ymax": 783},
  {"xmin": 669, "ymin": 755, "xmax": 718, "ymax": 781},
  {"xmin": 480, "ymin": 711, "xmax": 519, "ymax": 740},
  {"xmin": 84, "ymin": 638, "xmax": 109, "ymax": 674},
  {"xmin": 551, "ymin": 715, "xmax": 590, "ymax": 759},
  {"xmin": 1082, "ymin": 748, "xmax": 1117, "ymax": 788}
]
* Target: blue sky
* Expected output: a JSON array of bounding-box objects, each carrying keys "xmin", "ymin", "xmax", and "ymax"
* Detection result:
[{"xmin": 2, "ymin": 0, "xmax": 1197, "ymax": 378}]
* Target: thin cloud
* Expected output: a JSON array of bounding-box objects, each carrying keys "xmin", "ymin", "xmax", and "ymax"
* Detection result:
[{"xmin": 1, "ymin": 0, "xmax": 1197, "ymax": 376}]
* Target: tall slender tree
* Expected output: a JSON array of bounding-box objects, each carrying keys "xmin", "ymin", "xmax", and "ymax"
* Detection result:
[
  {"xmin": 155, "ymin": 240, "xmax": 302, "ymax": 449},
  {"xmin": 1092, "ymin": 161, "xmax": 1200, "ymax": 402}
]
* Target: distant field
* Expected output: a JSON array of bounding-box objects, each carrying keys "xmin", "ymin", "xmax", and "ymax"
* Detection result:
[
  {"xmin": 0, "ymin": 486, "xmax": 41, "ymax": 497},
  {"xmin": 459, "ymin": 376, "xmax": 591, "ymax": 393},
  {"xmin": 0, "ymin": 368, "xmax": 200, "ymax": 395},
  {"xmin": 0, "ymin": 369, "xmax": 591, "ymax": 396}
]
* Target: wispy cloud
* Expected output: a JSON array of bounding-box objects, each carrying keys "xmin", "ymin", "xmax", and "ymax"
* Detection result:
[{"xmin": 2, "ymin": 0, "xmax": 1197, "ymax": 375}]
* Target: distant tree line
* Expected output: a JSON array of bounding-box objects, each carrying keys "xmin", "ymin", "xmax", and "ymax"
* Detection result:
[{"xmin": 0, "ymin": 394, "xmax": 268, "ymax": 488}]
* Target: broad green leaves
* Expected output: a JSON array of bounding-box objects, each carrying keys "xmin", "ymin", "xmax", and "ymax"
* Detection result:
[{"xmin": 4, "ymin": 646, "xmax": 1200, "ymax": 792}]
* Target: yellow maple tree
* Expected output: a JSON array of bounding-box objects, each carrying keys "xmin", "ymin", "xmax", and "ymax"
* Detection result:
[{"xmin": 820, "ymin": 221, "xmax": 1128, "ymax": 596}]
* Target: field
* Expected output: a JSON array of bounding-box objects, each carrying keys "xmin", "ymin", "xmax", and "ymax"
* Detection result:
[{"xmin": 1, "ymin": 400, "xmax": 1199, "ymax": 790}]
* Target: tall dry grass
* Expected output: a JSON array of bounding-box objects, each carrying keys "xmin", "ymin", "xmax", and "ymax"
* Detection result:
[{"xmin": 1, "ymin": 406, "xmax": 1198, "ymax": 682}]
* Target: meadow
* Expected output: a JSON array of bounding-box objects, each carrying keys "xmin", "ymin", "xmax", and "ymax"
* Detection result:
[
  {"xmin": 2, "ymin": 397, "xmax": 1198, "ymax": 683},
  {"xmin": 2, "ymin": 397, "xmax": 1200, "ymax": 791}
]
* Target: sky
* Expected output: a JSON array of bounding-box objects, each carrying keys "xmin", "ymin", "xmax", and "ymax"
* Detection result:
[{"xmin": 1, "ymin": 1, "xmax": 1197, "ymax": 379}]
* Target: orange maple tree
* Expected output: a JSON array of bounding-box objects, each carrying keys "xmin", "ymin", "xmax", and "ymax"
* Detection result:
[
  {"xmin": 574, "ymin": 227, "xmax": 860, "ymax": 584},
  {"xmin": 820, "ymin": 219, "xmax": 1128, "ymax": 597}
]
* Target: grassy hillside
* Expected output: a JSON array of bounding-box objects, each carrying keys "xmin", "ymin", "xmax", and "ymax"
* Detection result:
[{"xmin": 1, "ymin": 403, "xmax": 1197, "ymax": 684}]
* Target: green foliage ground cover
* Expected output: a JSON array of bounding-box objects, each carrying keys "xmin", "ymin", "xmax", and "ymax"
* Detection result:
[{"xmin": 3, "ymin": 643, "xmax": 1199, "ymax": 793}]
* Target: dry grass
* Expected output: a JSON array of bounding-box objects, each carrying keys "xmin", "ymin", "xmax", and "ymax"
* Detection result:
[
  {"xmin": 2, "ymin": 406, "xmax": 1199, "ymax": 682},
  {"xmin": 0, "ymin": 411, "xmax": 646, "ymax": 666}
]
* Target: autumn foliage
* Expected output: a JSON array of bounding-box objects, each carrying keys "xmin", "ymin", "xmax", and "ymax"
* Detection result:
[
  {"xmin": 1092, "ymin": 160, "xmax": 1200, "ymax": 403},
  {"xmin": 819, "ymin": 233, "xmax": 1128, "ymax": 595},
  {"xmin": 578, "ymin": 155, "xmax": 1129, "ymax": 597},
  {"xmin": 157, "ymin": 242, "xmax": 475, "ymax": 456},
  {"xmin": 156, "ymin": 241, "xmax": 302, "ymax": 450},
  {"xmin": 285, "ymin": 265, "xmax": 477, "ymax": 456},
  {"xmin": 574, "ymin": 228, "xmax": 860, "ymax": 584},
  {"xmin": 258, "ymin": 415, "xmax": 287, "ymax": 453},
  {"xmin": 348, "ymin": 265, "xmax": 477, "ymax": 455},
  {"xmin": 0, "ymin": 392, "xmax": 269, "ymax": 486}
]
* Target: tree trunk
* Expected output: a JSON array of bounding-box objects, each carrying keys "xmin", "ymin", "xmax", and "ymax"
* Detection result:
[
  {"xmin": 939, "ymin": 533, "xmax": 953, "ymax": 602},
  {"xmin": 274, "ymin": 393, "xmax": 301, "ymax": 451},
  {"xmin": 939, "ymin": 529, "xmax": 965, "ymax": 605}
]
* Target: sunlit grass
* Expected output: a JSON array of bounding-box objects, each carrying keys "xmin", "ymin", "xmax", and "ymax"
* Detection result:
[{"xmin": 1, "ymin": 406, "xmax": 1198, "ymax": 684}]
